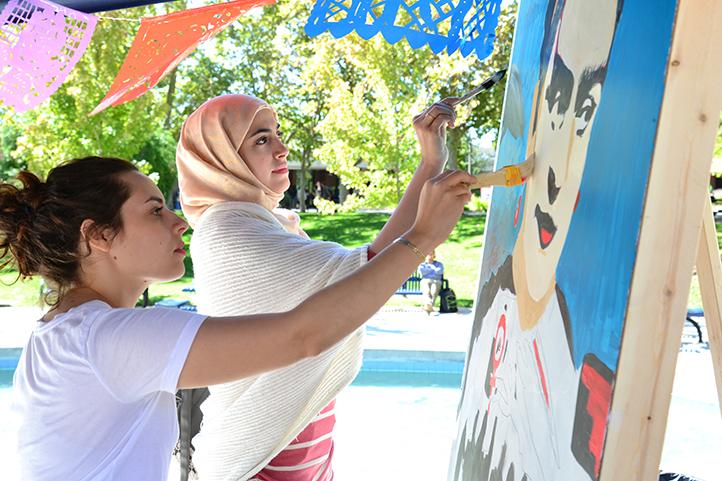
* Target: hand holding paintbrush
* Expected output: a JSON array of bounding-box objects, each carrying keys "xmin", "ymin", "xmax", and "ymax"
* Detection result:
[
  {"xmin": 449, "ymin": 69, "xmax": 507, "ymax": 107},
  {"xmin": 417, "ymin": 68, "xmax": 531, "ymax": 189},
  {"xmin": 446, "ymin": 68, "xmax": 534, "ymax": 188}
]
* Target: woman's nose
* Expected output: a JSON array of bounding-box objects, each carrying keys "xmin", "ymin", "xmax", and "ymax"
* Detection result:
[
  {"xmin": 174, "ymin": 214, "xmax": 189, "ymax": 235},
  {"xmin": 275, "ymin": 139, "xmax": 289, "ymax": 159}
]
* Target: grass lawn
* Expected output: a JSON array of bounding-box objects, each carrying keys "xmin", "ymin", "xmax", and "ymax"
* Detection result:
[
  {"xmin": 1, "ymin": 213, "xmax": 720, "ymax": 311},
  {"xmin": 0, "ymin": 271, "xmax": 42, "ymax": 307},
  {"xmin": 302, "ymin": 212, "xmax": 485, "ymax": 308}
]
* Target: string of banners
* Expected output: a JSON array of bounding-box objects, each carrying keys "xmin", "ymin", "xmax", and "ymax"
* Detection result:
[
  {"xmin": 0, "ymin": 0, "xmax": 501, "ymax": 115},
  {"xmin": 305, "ymin": 0, "xmax": 502, "ymax": 58}
]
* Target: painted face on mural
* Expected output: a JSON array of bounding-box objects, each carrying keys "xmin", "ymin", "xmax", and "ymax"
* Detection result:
[{"xmin": 518, "ymin": 0, "xmax": 618, "ymax": 301}]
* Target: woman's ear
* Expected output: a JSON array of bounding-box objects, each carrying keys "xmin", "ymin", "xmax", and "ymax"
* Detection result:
[{"xmin": 80, "ymin": 219, "xmax": 114, "ymax": 254}]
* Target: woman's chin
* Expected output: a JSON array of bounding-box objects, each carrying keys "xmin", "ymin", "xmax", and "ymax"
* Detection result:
[
  {"xmin": 159, "ymin": 265, "xmax": 186, "ymax": 283},
  {"xmin": 272, "ymin": 179, "xmax": 291, "ymax": 195}
]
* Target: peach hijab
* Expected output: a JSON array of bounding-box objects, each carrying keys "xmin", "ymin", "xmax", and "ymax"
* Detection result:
[{"xmin": 176, "ymin": 94, "xmax": 304, "ymax": 235}]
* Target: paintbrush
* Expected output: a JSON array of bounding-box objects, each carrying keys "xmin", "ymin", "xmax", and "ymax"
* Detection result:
[
  {"xmin": 471, "ymin": 154, "xmax": 535, "ymax": 189},
  {"xmin": 450, "ymin": 69, "xmax": 507, "ymax": 107}
]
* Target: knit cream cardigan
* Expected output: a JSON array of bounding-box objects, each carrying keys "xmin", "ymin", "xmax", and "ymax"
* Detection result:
[{"xmin": 189, "ymin": 202, "xmax": 367, "ymax": 481}]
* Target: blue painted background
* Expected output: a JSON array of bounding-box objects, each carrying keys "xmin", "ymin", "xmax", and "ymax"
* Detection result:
[{"xmin": 477, "ymin": 0, "xmax": 678, "ymax": 370}]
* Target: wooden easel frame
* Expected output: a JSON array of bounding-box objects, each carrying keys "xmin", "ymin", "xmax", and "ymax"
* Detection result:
[
  {"xmin": 693, "ymin": 201, "xmax": 722, "ymax": 416},
  {"xmin": 599, "ymin": 1, "xmax": 722, "ymax": 480}
]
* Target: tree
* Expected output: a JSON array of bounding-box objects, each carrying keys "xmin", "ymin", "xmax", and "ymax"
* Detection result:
[
  {"xmin": 162, "ymin": 1, "xmax": 327, "ymax": 210},
  {"xmin": 2, "ymin": 4, "xmax": 193, "ymax": 197},
  {"xmin": 164, "ymin": 0, "xmax": 518, "ymax": 210},
  {"xmin": 2, "ymin": 0, "xmax": 517, "ymax": 209},
  {"xmin": 8, "ymin": 7, "xmax": 167, "ymax": 177},
  {"xmin": 313, "ymin": 2, "xmax": 518, "ymax": 209},
  {"xmin": 0, "ymin": 122, "xmax": 24, "ymax": 181}
]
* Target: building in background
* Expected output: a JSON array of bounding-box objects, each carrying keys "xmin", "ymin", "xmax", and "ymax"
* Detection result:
[{"xmin": 285, "ymin": 159, "xmax": 343, "ymax": 210}]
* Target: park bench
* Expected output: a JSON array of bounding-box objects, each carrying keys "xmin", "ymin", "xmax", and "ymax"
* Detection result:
[
  {"xmin": 685, "ymin": 307, "xmax": 704, "ymax": 343},
  {"xmin": 153, "ymin": 297, "xmax": 197, "ymax": 312},
  {"xmin": 395, "ymin": 271, "xmax": 449, "ymax": 296}
]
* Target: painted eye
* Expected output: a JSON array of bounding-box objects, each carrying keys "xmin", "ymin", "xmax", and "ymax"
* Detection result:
[
  {"xmin": 547, "ymin": 91, "xmax": 560, "ymax": 113},
  {"xmin": 575, "ymin": 95, "xmax": 597, "ymax": 136}
]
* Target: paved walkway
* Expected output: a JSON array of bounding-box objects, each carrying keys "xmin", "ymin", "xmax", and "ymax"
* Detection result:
[
  {"xmin": 363, "ymin": 306, "xmax": 472, "ymax": 353},
  {"xmin": 0, "ymin": 305, "xmax": 474, "ymax": 351},
  {"xmin": 3, "ymin": 305, "xmax": 721, "ymax": 480},
  {"xmin": 0, "ymin": 307, "xmax": 40, "ymax": 350}
]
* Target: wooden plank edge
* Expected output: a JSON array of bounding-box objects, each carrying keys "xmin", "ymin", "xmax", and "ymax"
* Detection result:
[
  {"xmin": 599, "ymin": 1, "xmax": 722, "ymax": 480},
  {"xmin": 695, "ymin": 200, "xmax": 722, "ymax": 416}
]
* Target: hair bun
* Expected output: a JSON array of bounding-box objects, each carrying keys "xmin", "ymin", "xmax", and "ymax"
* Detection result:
[
  {"xmin": 17, "ymin": 171, "xmax": 47, "ymax": 212},
  {"xmin": 0, "ymin": 170, "xmax": 47, "ymax": 277}
]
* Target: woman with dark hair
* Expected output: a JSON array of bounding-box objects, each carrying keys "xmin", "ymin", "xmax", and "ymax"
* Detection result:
[{"xmin": 2, "ymin": 156, "xmax": 474, "ymax": 481}]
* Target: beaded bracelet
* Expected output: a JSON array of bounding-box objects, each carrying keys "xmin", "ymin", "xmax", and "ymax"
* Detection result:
[{"xmin": 395, "ymin": 236, "xmax": 426, "ymax": 261}]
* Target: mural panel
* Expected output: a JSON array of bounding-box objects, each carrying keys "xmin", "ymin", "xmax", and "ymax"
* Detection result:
[{"xmin": 450, "ymin": 1, "xmax": 679, "ymax": 480}]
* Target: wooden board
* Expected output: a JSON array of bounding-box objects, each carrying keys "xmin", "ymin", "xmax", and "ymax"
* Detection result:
[
  {"xmin": 695, "ymin": 200, "xmax": 722, "ymax": 418},
  {"xmin": 600, "ymin": 1, "xmax": 722, "ymax": 479},
  {"xmin": 449, "ymin": 1, "xmax": 722, "ymax": 480}
]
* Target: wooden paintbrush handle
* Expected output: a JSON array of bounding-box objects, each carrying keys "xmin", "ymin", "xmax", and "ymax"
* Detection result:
[
  {"xmin": 470, "ymin": 154, "xmax": 535, "ymax": 189},
  {"xmin": 471, "ymin": 169, "xmax": 507, "ymax": 189}
]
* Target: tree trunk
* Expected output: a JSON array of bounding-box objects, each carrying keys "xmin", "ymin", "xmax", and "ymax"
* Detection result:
[
  {"xmin": 299, "ymin": 148, "xmax": 309, "ymax": 212},
  {"xmin": 164, "ymin": 67, "xmax": 178, "ymax": 130},
  {"xmin": 395, "ymin": 166, "xmax": 401, "ymax": 204},
  {"xmin": 339, "ymin": 182, "xmax": 348, "ymax": 204}
]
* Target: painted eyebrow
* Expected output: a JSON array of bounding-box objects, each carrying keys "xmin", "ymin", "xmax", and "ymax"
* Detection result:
[
  {"xmin": 248, "ymin": 123, "xmax": 282, "ymax": 138},
  {"xmin": 575, "ymin": 64, "xmax": 607, "ymax": 111},
  {"xmin": 545, "ymin": 52, "xmax": 574, "ymax": 115}
]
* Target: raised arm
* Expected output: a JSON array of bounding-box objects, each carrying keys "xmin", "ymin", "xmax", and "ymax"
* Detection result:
[
  {"xmin": 178, "ymin": 169, "xmax": 475, "ymax": 389},
  {"xmin": 369, "ymin": 98, "xmax": 459, "ymax": 254}
]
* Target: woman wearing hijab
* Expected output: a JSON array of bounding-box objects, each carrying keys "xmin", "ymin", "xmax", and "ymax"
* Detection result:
[{"xmin": 176, "ymin": 94, "xmax": 457, "ymax": 481}]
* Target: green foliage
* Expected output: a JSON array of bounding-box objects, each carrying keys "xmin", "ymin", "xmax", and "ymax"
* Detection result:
[
  {"xmin": 8, "ymin": 9, "xmax": 167, "ymax": 177},
  {"xmin": 135, "ymin": 129, "xmax": 178, "ymax": 198},
  {"xmin": 313, "ymin": 2, "xmax": 518, "ymax": 208},
  {"xmin": 312, "ymin": 196, "xmax": 341, "ymax": 215},
  {"xmin": 2, "ymin": 0, "xmax": 517, "ymax": 207},
  {"xmin": 0, "ymin": 122, "xmax": 24, "ymax": 180},
  {"xmin": 466, "ymin": 193, "xmax": 489, "ymax": 213},
  {"xmin": 2, "ymin": 4, "xmax": 187, "ymax": 189},
  {"xmin": 0, "ymin": 269, "xmax": 43, "ymax": 307}
]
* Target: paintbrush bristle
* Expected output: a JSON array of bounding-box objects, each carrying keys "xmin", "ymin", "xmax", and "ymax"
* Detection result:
[
  {"xmin": 469, "ymin": 153, "xmax": 535, "ymax": 189},
  {"xmin": 492, "ymin": 69, "xmax": 507, "ymax": 83},
  {"xmin": 518, "ymin": 153, "xmax": 535, "ymax": 178}
]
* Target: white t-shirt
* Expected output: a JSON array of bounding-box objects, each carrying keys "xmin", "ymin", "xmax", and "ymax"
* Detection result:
[{"xmin": 11, "ymin": 300, "xmax": 206, "ymax": 481}]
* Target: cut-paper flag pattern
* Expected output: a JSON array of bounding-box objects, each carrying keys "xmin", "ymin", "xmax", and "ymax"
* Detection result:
[
  {"xmin": 90, "ymin": 0, "xmax": 274, "ymax": 116},
  {"xmin": 304, "ymin": 0, "xmax": 502, "ymax": 59},
  {"xmin": 0, "ymin": 0, "xmax": 97, "ymax": 112}
]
